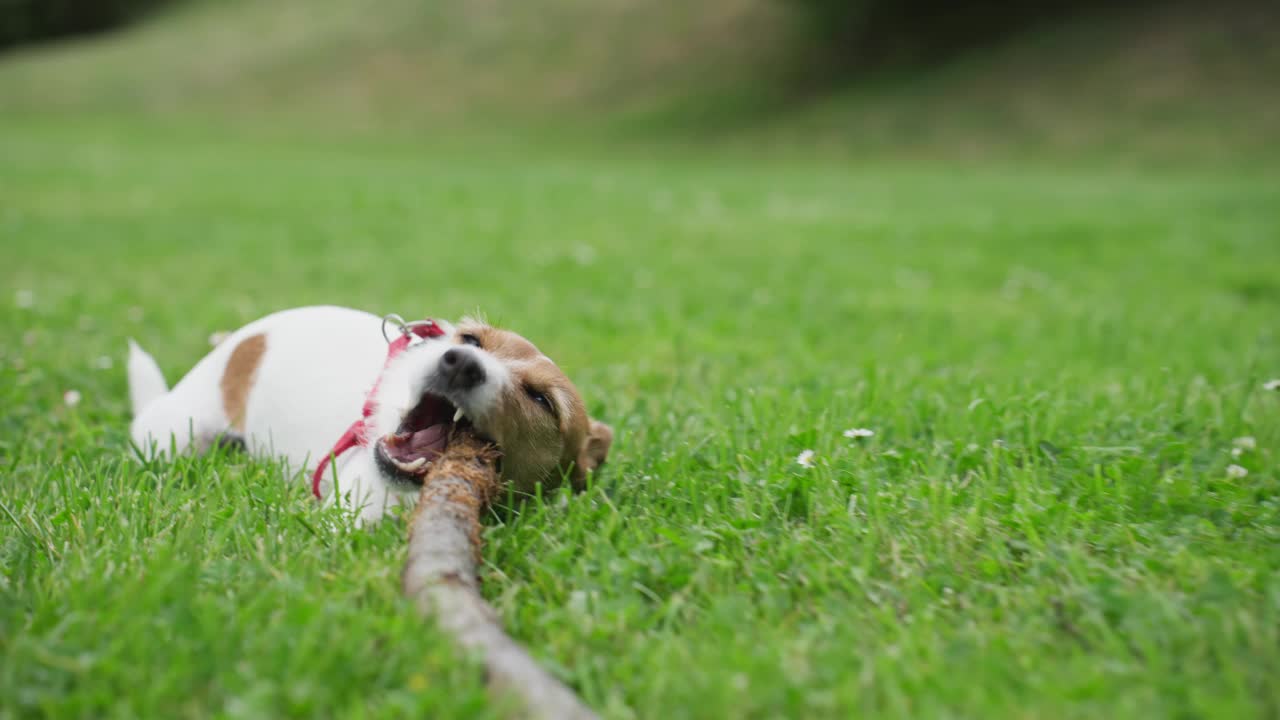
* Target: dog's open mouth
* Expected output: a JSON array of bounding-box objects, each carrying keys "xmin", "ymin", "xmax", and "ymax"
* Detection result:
[{"xmin": 374, "ymin": 393, "xmax": 475, "ymax": 486}]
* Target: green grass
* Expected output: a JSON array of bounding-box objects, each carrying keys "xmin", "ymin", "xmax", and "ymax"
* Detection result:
[{"xmin": 3, "ymin": 114, "xmax": 1279, "ymax": 718}]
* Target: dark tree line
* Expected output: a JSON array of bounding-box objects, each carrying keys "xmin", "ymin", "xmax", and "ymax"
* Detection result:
[
  {"xmin": 0, "ymin": 0, "xmax": 170, "ymax": 50},
  {"xmin": 787, "ymin": 0, "xmax": 1131, "ymax": 68}
]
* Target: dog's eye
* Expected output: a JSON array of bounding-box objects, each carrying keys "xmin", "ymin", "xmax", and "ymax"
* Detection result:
[
  {"xmin": 525, "ymin": 386, "xmax": 554, "ymax": 415},
  {"xmin": 460, "ymin": 333, "xmax": 482, "ymax": 348}
]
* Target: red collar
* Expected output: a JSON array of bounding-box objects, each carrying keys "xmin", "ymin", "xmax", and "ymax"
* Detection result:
[{"xmin": 311, "ymin": 317, "xmax": 446, "ymax": 499}]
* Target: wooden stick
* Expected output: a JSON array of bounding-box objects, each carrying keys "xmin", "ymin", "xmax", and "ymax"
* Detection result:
[{"xmin": 402, "ymin": 433, "xmax": 599, "ymax": 720}]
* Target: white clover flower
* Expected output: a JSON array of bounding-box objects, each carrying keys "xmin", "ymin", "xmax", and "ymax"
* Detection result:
[
  {"xmin": 1231, "ymin": 447, "xmax": 1243, "ymax": 458},
  {"xmin": 92, "ymin": 355, "xmax": 113, "ymax": 371},
  {"xmin": 1232, "ymin": 436, "xmax": 1256, "ymax": 451},
  {"xmin": 208, "ymin": 331, "xmax": 230, "ymax": 347},
  {"xmin": 1226, "ymin": 464, "xmax": 1248, "ymax": 479},
  {"xmin": 795, "ymin": 449, "xmax": 816, "ymax": 469},
  {"xmin": 15, "ymin": 289, "xmax": 34, "ymax": 309},
  {"xmin": 843, "ymin": 428, "xmax": 875, "ymax": 439},
  {"xmin": 572, "ymin": 244, "xmax": 597, "ymax": 266},
  {"xmin": 1264, "ymin": 379, "xmax": 1280, "ymax": 392},
  {"xmin": 63, "ymin": 390, "xmax": 82, "ymax": 408}
]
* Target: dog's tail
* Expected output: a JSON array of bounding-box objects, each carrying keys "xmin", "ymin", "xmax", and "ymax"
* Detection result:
[{"xmin": 127, "ymin": 339, "xmax": 168, "ymax": 416}]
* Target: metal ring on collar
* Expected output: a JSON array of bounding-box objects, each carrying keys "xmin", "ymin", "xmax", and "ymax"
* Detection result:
[{"xmin": 381, "ymin": 313, "xmax": 410, "ymax": 344}]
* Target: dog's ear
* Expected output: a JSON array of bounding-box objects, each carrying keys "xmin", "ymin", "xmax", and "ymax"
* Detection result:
[{"xmin": 571, "ymin": 418, "xmax": 613, "ymax": 491}]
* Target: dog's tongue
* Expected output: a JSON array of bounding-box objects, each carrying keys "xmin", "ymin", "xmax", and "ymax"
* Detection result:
[
  {"xmin": 406, "ymin": 424, "xmax": 448, "ymax": 455},
  {"xmin": 386, "ymin": 424, "xmax": 449, "ymax": 463}
]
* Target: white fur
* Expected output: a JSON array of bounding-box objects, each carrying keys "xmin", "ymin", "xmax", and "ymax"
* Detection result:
[
  {"xmin": 128, "ymin": 306, "xmax": 434, "ymax": 524},
  {"xmin": 367, "ymin": 343, "xmax": 509, "ymax": 439},
  {"xmin": 367, "ymin": 340, "xmax": 452, "ymax": 441},
  {"xmin": 127, "ymin": 339, "xmax": 168, "ymax": 416}
]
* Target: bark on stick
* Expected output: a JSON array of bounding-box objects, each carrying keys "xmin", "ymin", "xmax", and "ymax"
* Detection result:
[{"xmin": 402, "ymin": 433, "xmax": 598, "ymax": 720}]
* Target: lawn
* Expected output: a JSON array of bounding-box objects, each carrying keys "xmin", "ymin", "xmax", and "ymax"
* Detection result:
[{"xmin": 2, "ymin": 114, "xmax": 1279, "ymax": 718}]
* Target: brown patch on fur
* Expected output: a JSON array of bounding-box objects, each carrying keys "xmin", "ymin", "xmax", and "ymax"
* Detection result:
[
  {"xmin": 454, "ymin": 320, "xmax": 613, "ymax": 495},
  {"xmin": 573, "ymin": 419, "xmax": 613, "ymax": 491},
  {"xmin": 220, "ymin": 333, "xmax": 267, "ymax": 432}
]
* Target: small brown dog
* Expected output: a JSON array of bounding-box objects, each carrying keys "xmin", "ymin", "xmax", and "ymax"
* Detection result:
[{"xmin": 128, "ymin": 306, "xmax": 612, "ymax": 523}]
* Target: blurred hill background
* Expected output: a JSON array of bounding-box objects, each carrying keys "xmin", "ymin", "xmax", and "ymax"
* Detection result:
[{"xmin": 1, "ymin": 0, "xmax": 1278, "ymax": 161}]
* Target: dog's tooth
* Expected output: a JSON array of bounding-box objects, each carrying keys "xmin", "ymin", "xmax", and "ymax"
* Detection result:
[
  {"xmin": 402, "ymin": 458, "xmax": 427, "ymax": 471},
  {"xmin": 453, "ymin": 408, "xmax": 465, "ymax": 423}
]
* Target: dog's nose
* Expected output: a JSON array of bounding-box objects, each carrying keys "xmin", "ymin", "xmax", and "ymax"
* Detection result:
[{"xmin": 440, "ymin": 347, "xmax": 486, "ymax": 389}]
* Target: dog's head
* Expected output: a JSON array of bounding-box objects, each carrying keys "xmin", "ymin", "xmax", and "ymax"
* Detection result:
[{"xmin": 367, "ymin": 318, "xmax": 612, "ymax": 496}]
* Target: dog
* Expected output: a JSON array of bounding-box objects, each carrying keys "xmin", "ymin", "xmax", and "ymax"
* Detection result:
[{"xmin": 128, "ymin": 306, "xmax": 612, "ymax": 524}]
